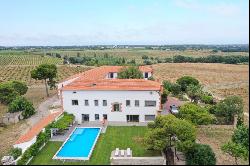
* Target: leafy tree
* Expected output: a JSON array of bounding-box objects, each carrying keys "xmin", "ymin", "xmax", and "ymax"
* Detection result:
[
  {"xmin": 221, "ymin": 141, "xmax": 248, "ymax": 165},
  {"xmin": 171, "ymin": 83, "xmax": 182, "ymax": 96},
  {"xmin": 214, "ymin": 96, "xmax": 243, "ymax": 124},
  {"xmin": 117, "ymin": 66, "xmax": 143, "ymax": 79},
  {"xmin": 10, "ymin": 81, "xmax": 28, "ymax": 95},
  {"xmin": 186, "ymin": 144, "xmax": 216, "ymax": 165},
  {"xmin": 31, "ymin": 64, "xmax": 57, "ymax": 97},
  {"xmin": 144, "ymin": 114, "xmax": 196, "ymax": 153},
  {"xmin": 186, "ymin": 84, "xmax": 203, "ymax": 103},
  {"xmin": 177, "ymin": 103, "xmax": 216, "ymax": 125},
  {"xmin": 176, "ymin": 76, "xmax": 199, "ymax": 92},
  {"xmin": 0, "ymin": 83, "xmax": 18, "ymax": 104},
  {"xmin": 8, "ymin": 96, "xmax": 35, "ymax": 119}
]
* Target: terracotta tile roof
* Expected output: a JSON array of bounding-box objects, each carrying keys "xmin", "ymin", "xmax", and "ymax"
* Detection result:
[
  {"xmin": 15, "ymin": 111, "xmax": 63, "ymax": 144},
  {"xmin": 61, "ymin": 66, "xmax": 160, "ymax": 91},
  {"xmin": 63, "ymin": 79, "xmax": 161, "ymax": 91},
  {"xmin": 62, "ymin": 66, "xmax": 153, "ymax": 82}
]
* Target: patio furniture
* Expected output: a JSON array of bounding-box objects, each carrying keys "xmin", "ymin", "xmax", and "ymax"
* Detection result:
[
  {"xmin": 126, "ymin": 148, "xmax": 131, "ymax": 157},
  {"xmin": 120, "ymin": 150, "xmax": 125, "ymax": 157},
  {"xmin": 115, "ymin": 148, "xmax": 119, "ymax": 157}
]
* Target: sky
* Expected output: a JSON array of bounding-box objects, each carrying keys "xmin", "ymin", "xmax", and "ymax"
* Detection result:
[{"xmin": 0, "ymin": 0, "xmax": 249, "ymax": 46}]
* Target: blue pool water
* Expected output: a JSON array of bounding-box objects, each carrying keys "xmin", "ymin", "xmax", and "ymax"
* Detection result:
[{"xmin": 56, "ymin": 128, "xmax": 100, "ymax": 159}]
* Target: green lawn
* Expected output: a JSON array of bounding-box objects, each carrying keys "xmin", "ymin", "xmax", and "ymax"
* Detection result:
[{"xmin": 29, "ymin": 126, "xmax": 160, "ymax": 165}]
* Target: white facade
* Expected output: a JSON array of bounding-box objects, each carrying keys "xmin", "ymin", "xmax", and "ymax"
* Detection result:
[{"xmin": 62, "ymin": 90, "xmax": 160, "ymax": 123}]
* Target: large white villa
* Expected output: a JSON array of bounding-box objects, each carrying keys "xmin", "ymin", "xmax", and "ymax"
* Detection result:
[{"xmin": 58, "ymin": 66, "xmax": 163, "ymax": 123}]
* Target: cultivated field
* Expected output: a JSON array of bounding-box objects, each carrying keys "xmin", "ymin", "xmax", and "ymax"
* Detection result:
[
  {"xmin": 0, "ymin": 65, "xmax": 92, "ymax": 85},
  {"xmin": 152, "ymin": 63, "xmax": 249, "ymax": 113}
]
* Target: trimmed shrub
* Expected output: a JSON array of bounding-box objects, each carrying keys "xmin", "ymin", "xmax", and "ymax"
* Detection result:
[
  {"xmin": 10, "ymin": 148, "xmax": 22, "ymax": 159},
  {"xmin": 186, "ymin": 144, "xmax": 216, "ymax": 165}
]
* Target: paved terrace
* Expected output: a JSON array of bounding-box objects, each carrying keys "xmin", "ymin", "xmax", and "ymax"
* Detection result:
[{"xmin": 50, "ymin": 121, "xmax": 148, "ymax": 142}]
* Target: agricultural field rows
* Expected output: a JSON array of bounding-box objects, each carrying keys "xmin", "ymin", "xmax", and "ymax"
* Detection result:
[
  {"xmin": 0, "ymin": 54, "xmax": 62, "ymax": 65},
  {"xmin": 0, "ymin": 65, "xmax": 91, "ymax": 85}
]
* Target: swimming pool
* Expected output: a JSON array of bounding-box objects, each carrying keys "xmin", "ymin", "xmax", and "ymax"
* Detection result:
[{"xmin": 53, "ymin": 127, "xmax": 101, "ymax": 160}]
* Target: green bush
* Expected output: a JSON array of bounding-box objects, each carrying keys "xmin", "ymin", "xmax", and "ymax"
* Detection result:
[
  {"xmin": 8, "ymin": 96, "xmax": 35, "ymax": 119},
  {"xmin": 10, "ymin": 81, "xmax": 28, "ymax": 95},
  {"xmin": 186, "ymin": 143, "xmax": 216, "ymax": 165},
  {"xmin": 163, "ymin": 80, "xmax": 173, "ymax": 92},
  {"xmin": 177, "ymin": 103, "xmax": 216, "ymax": 125},
  {"xmin": 17, "ymin": 126, "xmax": 52, "ymax": 165},
  {"xmin": 232, "ymin": 125, "xmax": 249, "ymax": 150},
  {"xmin": 171, "ymin": 83, "xmax": 182, "ymax": 96},
  {"xmin": 201, "ymin": 95, "xmax": 214, "ymax": 104},
  {"xmin": 10, "ymin": 148, "xmax": 22, "ymax": 159},
  {"xmin": 161, "ymin": 89, "xmax": 169, "ymax": 104}
]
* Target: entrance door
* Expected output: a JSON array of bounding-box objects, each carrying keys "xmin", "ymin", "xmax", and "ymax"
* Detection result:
[
  {"xmin": 126, "ymin": 115, "xmax": 139, "ymax": 122},
  {"xmin": 82, "ymin": 114, "xmax": 89, "ymax": 123}
]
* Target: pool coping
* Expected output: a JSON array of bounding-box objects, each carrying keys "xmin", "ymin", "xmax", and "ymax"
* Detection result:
[{"xmin": 52, "ymin": 127, "xmax": 102, "ymax": 161}]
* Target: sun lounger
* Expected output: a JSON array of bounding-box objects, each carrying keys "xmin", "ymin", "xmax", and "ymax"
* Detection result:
[
  {"xmin": 115, "ymin": 148, "xmax": 119, "ymax": 157},
  {"xmin": 120, "ymin": 150, "xmax": 125, "ymax": 157},
  {"xmin": 126, "ymin": 148, "xmax": 131, "ymax": 157}
]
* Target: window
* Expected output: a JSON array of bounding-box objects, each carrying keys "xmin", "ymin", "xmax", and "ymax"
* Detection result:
[
  {"xmin": 145, "ymin": 100, "xmax": 156, "ymax": 107},
  {"xmin": 103, "ymin": 114, "xmax": 108, "ymax": 120},
  {"xmin": 94, "ymin": 100, "xmax": 99, "ymax": 106},
  {"xmin": 84, "ymin": 100, "xmax": 89, "ymax": 106},
  {"xmin": 126, "ymin": 100, "xmax": 131, "ymax": 107},
  {"xmin": 72, "ymin": 100, "xmax": 78, "ymax": 105},
  {"xmin": 145, "ymin": 115, "xmax": 156, "ymax": 121},
  {"xmin": 95, "ymin": 114, "xmax": 99, "ymax": 120},
  {"xmin": 103, "ymin": 100, "xmax": 107, "ymax": 106},
  {"xmin": 145, "ymin": 72, "xmax": 149, "ymax": 78},
  {"xmin": 113, "ymin": 103, "xmax": 121, "ymax": 112},
  {"xmin": 135, "ymin": 100, "xmax": 140, "ymax": 107},
  {"xmin": 110, "ymin": 72, "xmax": 114, "ymax": 78}
]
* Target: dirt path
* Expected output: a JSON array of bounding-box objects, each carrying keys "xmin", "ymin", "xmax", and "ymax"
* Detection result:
[{"xmin": 23, "ymin": 95, "xmax": 60, "ymax": 134}]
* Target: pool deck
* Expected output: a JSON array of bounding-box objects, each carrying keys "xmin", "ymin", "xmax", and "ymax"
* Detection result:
[{"xmin": 50, "ymin": 121, "xmax": 148, "ymax": 142}]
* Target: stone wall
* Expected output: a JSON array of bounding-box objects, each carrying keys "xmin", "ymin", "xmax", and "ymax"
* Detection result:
[{"xmin": 111, "ymin": 156, "xmax": 166, "ymax": 165}]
